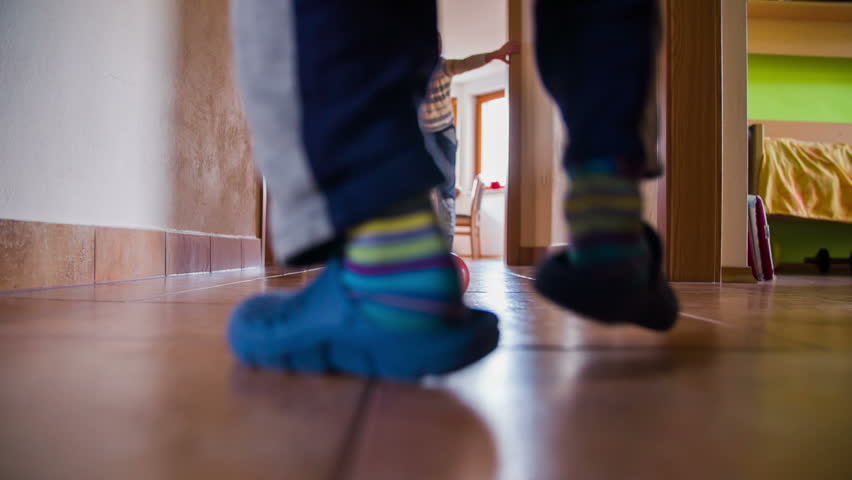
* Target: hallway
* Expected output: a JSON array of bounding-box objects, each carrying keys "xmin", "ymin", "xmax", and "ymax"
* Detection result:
[{"xmin": 1, "ymin": 261, "xmax": 851, "ymax": 479}]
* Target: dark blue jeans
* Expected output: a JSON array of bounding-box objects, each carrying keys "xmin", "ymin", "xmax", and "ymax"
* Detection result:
[
  {"xmin": 233, "ymin": 0, "xmax": 659, "ymax": 264},
  {"xmin": 425, "ymin": 126, "xmax": 458, "ymax": 245}
]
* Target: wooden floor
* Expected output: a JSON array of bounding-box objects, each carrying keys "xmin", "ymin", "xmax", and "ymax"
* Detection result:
[{"xmin": 1, "ymin": 260, "xmax": 851, "ymax": 479}]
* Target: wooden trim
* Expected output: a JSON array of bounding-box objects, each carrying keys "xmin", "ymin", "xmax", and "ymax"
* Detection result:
[
  {"xmin": 457, "ymin": 254, "xmax": 503, "ymax": 260},
  {"xmin": 262, "ymin": 178, "xmax": 278, "ymax": 267},
  {"xmin": 451, "ymin": 97, "xmax": 458, "ymax": 127},
  {"xmin": 748, "ymin": 123, "xmax": 764, "ymax": 196},
  {"xmin": 506, "ymin": 0, "xmax": 523, "ymax": 265},
  {"xmin": 474, "ymin": 90, "xmax": 506, "ymax": 176},
  {"xmin": 750, "ymin": 119, "xmax": 852, "ymax": 145},
  {"xmin": 507, "ymin": 0, "xmax": 558, "ymax": 266},
  {"xmin": 516, "ymin": 246, "xmax": 549, "ymax": 265},
  {"xmin": 721, "ymin": 266, "xmax": 757, "ymax": 284},
  {"xmin": 721, "ymin": 0, "xmax": 750, "ymax": 271},
  {"xmin": 767, "ymin": 213, "xmax": 852, "ymax": 225},
  {"xmin": 748, "ymin": 1, "xmax": 852, "ymax": 59},
  {"xmin": 748, "ymin": 1, "xmax": 852, "ymax": 23},
  {"xmin": 663, "ymin": 0, "xmax": 722, "ymax": 282},
  {"xmin": 0, "ymin": 218, "xmax": 264, "ymax": 292},
  {"xmin": 261, "ymin": 177, "xmax": 268, "ymax": 267},
  {"xmin": 776, "ymin": 262, "xmax": 850, "ymax": 275}
]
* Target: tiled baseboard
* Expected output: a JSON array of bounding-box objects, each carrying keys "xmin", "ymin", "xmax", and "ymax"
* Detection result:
[
  {"xmin": 95, "ymin": 227, "xmax": 166, "ymax": 283},
  {"xmin": 0, "ymin": 219, "xmax": 262, "ymax": 291}
]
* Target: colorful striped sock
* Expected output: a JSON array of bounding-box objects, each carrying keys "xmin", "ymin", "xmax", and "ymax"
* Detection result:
[
  {"xmin": 565, "ymin": 158, "xmax": 649, "ymax": 273},
  {"xmin": 342, "ymin": 196, "xmax": 463, "ymax": 332}
]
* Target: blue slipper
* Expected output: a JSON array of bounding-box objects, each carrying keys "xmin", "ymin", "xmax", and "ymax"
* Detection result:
[
  {"xmin": 228, "ymin": 259, "xmax": 499, "ymax": 380},
  {"xmin": 534, "ymin": 222, "xmax": 679, "ymax": 331}
]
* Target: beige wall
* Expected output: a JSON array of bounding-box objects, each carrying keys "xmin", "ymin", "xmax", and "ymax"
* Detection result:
[
  {"xmin": 0, "ymin": 0, "xmax": 259, "ymax": 238},
  {"xmin": 721, "ymin": 0, "xmax": 749, "ymax": 268},
  {"xmin": 171, "ymin": 0, "xmax": 259, "ymax": 237}
]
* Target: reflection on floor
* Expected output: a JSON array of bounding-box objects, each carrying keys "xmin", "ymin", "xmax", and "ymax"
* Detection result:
[{"xmin": 1, "ymin": 260, "xmax": 851, "ymax": 479}]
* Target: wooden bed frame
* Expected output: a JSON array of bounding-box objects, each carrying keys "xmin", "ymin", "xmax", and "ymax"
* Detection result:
[
  {"xmin": 748, "ymin": 119, "xmax": 852, "ymax": 195},
  {"xmin": 747, "ymin": 119, "xmax": 852, "ymax": 274}
]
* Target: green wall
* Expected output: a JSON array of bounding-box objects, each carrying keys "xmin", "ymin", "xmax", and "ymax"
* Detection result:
[
  {"xmin": 749, "ymin": 54, "xmax": 852, "ymax": 123},
  {"xmin": 748, "ymin": 54, "xmax": 852, "ymax": 265}
]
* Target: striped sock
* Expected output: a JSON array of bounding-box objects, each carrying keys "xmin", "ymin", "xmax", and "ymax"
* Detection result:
[
  {"xmin": 342, "ymin": 196, "xmax": 463, "ymax": 332},
  {"xmin": 565, "ymin": 158, "xmax": 648, "ymax": 272}
]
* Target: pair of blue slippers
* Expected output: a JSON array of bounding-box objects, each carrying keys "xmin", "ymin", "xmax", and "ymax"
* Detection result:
[{"xmin": 229, "ymin": 223, "xmax": 678, "ymax": 380}]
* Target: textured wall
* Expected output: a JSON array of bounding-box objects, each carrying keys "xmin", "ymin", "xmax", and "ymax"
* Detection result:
[{"xmin": 171, "ymin": 0, "xmax": 259, "ymax": 237}]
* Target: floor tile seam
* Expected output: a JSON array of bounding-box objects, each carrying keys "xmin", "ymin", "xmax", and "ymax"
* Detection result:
[{"xmin": 126, "ymin": 269, "xmax": 323, "ymax": 303}]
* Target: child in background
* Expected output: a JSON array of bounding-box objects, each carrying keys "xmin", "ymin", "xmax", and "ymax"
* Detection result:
[{"xmin": 420, "ymin": 34, "xmax": 519, "ymax": 247}]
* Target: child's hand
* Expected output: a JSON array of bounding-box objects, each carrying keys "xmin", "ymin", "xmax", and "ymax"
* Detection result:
[{"xmin": 489, "ymin": 41, "xmax": 521, "ymax": 64}]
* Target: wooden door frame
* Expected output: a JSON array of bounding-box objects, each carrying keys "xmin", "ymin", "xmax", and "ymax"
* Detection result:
[
  {"xmin": 504, "ymin": 0, "xmax": 724, "ymax": 281},
  {"xmin": 261, "ymin": 178, "xmax": 274, "ymax": 267},
  {"xmin": 659, "ymin": 0, "xmax": 722, "ymax": 281}
]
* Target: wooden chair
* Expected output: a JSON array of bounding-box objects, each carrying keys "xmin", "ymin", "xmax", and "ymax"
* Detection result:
[{"xmin": 455, "ymin": 175, "xmax": 485, "ymax": 259}]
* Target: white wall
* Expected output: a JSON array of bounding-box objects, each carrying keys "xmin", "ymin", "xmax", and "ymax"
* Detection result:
[
  {"xmin": 452, "ymin": 74, "xmax": 508, "ymax": 197},
  {"xmin": 0, "ymin": 0, "xmax": 178, "ymax": 230},
  {"xmin": 439, "ymin": 0, "xmax": 509, "ymax": 197}
]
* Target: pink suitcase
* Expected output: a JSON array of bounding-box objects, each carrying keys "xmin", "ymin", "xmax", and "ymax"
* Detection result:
[{"xmin": 748, "ymin": 195, "xmax": 775, "ymax": 281}]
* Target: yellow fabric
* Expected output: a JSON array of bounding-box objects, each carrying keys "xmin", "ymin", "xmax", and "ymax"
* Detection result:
[{"xmin": 759, "ymin": 138, "xmax": 852, "ymax": 224}]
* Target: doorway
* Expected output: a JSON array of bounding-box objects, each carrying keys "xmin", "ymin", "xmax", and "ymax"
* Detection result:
[
  {"xmin": 449, "ymin": 81, "xmax": 510, "ymax": 260},
  {"xmin": 471, "ymin": 90, "xmax": 509, "ymax": 259}
]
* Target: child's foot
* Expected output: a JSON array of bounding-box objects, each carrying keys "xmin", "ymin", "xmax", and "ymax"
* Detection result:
[
  {"xmin": 228, "ymin": 195, "xmax": 499, "ymax": 380},
  {"xmin": 534, "ymin": 160, "xmax": 678, "ymax": 330},
  {"xmin": 536, "ymin": 222, "xmax": 679, "ymax": 331}
]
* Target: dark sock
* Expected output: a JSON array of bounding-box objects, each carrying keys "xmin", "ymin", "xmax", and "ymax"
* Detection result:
[{"xmin": 565, "ymin": 157, "xmax": 649, "ymax": 283}]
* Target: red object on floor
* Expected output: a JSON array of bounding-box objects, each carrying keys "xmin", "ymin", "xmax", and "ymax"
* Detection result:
[{"xmin": 450, "ymin": 253, "xmax": 470, "ymax": 292}]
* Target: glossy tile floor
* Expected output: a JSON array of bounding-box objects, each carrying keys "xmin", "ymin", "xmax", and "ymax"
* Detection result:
[{"xmin": 1, "ymin": 261, "xmax": 851, "ymax": 479}]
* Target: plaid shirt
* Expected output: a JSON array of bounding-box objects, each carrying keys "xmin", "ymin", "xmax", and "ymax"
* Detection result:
[{"xmin": 419, "ymin": 54, "xmax": 488, "ymax": 132}]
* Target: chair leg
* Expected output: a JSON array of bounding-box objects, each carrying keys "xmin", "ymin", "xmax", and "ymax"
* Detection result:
[{"xmin": 472, "ymin": 226, "xmax": 481, "ymax": 259}]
